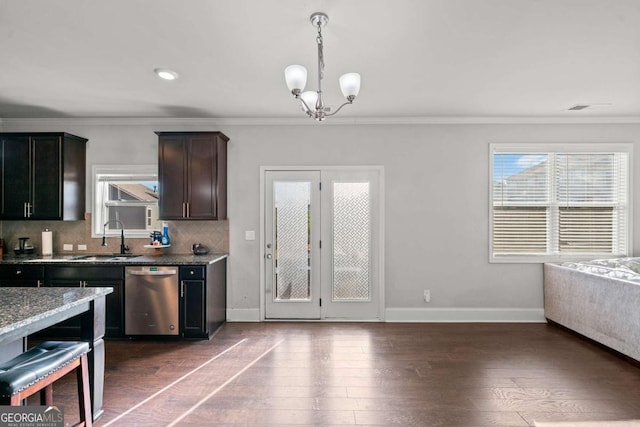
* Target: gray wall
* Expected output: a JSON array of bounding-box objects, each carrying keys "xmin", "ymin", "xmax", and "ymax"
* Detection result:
[{"xmin": 2, "ymin": 119, "xmax": 638, "ymax": 321}]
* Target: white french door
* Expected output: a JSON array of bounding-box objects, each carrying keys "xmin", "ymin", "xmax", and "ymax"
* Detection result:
[
  {"xmin": 320, "ymin": 170, "xmax": 381, "ymax": 319},
  {"xmin": 265, "ymin": 171, "xmax": 321, "ymax": 319},
  {"xmin": 264, "ymin": 168, "xmax": 382, "ymax": 320}
]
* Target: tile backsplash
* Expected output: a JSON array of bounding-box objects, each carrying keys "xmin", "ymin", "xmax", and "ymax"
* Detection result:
[{"xmin": 0, "ymin": 213, "xmax": 228, "ymax": 256}]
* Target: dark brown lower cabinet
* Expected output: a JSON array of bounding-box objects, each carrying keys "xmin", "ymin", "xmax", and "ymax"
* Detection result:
[
  {"xmin": 180, "ymin": 259, "xmax": 226, "ymax": 339},
  {"xmin": 1, "ymin": 259, "xmax": 225, "ymax": 340},
  {"xmin": 0, "ymin": 265, "xmax": 44, "ymax": 287},
  {"xmin": 42, "ymin": 266, "xmax": 124, "ymax": 338}
]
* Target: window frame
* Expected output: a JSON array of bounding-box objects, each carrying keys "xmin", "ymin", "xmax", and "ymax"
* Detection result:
[
  {"xmin": 489, "ymin": 143, "xmax": 633, "ymax": 263},
  {"xmin": 91, "ymin": 165, "xmax": 159, "ymax": 239}
]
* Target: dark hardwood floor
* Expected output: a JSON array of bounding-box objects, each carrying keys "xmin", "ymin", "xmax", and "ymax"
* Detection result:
[{"xmin": 39, "ymin": 322, "xmax": 640, "ymax": 426}]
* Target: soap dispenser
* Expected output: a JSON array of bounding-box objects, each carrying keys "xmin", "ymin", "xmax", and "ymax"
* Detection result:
[{"xmin": 161, "ymin": 221, "xmax": 171, "ymax": 245}]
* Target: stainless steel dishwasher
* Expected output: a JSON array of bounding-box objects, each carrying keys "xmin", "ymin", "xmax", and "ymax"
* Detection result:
[{"xmin": 125, "ymin": 266, "xmax": 179, "ymax": 335}]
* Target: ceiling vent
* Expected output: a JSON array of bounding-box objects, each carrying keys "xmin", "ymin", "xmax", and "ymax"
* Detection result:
[{"xmin": 568, "ymin": 103, "xmax": 612, "ymax": 111}]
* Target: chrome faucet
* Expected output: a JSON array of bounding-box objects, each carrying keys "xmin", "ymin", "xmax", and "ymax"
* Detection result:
[{"xmin": 102, "ymin": 220, "xmax": 129, "ymax": 254}]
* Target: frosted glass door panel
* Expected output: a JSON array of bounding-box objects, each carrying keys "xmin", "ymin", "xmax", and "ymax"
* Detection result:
[
  {"xmin": 333, "ymin": 182, "xmax": 371, "ymax": 301},
  {"xmin": 274, "ymin": 181, "xmax": 311, "ymax": 300},
  {"xmin": 265, "ymin": 171, "xmax": 321, "ymax": 319},
  {"xmin": 321, "ymin": 170, "xmax": 381, "ymax": 320}
]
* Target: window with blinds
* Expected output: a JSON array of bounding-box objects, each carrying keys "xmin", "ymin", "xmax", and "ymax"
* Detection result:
[{"xmin": 490, "ymin": 146, "xmax": 630, "ymax": 262}]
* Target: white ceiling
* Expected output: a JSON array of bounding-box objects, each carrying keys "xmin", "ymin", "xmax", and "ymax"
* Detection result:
[{"xmin": 1, "ymin": 0, "xmax": 639, "ymax": 121}]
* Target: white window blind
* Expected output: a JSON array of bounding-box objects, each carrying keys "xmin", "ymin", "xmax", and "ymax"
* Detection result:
[{"xmin": 491, "ymin": 147, "xmax": 630, "ymax": 262}]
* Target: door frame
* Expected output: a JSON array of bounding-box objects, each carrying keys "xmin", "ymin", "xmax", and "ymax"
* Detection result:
[{"xmin": 259, "ymin": 165, "xmax": 385, "ymax": 321}]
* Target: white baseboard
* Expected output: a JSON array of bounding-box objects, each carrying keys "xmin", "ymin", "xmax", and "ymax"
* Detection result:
[
  {"xmin": 385, "ymin": 307, "xmax": 546, "ymax": 323},
  {"xmin": 225, "ymin": 307, "xmax": 546, "ymax": 323},
  {"xmin": 226, "ymin": 308, "xmax": 261, "ymax": 322}
]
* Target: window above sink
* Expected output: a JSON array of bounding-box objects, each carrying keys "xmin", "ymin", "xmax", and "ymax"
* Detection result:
[{"xmin": 92, "ymin": 165, "xmax": 161, "ymax": 239}]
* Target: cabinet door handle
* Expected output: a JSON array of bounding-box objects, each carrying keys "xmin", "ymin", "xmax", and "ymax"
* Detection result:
[
  {"xmin": 186, "ymin": 202, "xmax": 190, "ymax": 218},
  {"xmin": 180, "ymin": 281, "xmax": 184, "ymax": 298},
  {"xmin": 23, "ymin": 202, "xmax": 32, "ymax": 218},
  {"xmin": 37, "ymin": 280, "xmax": 42, "ymax": 288}
]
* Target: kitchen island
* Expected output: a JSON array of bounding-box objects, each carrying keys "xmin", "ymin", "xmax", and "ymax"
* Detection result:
[{"xmin": 0, "ymin": 286, "xmax": 112, "ymax": 421}]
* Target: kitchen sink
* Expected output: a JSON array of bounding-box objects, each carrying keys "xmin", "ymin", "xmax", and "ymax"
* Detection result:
[
  {"xmin": 25, "ymin": 254, "xmax": 141, "ymax": 262},
  {"xmin": 72, "ymin": 254, "xmax": 140, "ymax": 261}
]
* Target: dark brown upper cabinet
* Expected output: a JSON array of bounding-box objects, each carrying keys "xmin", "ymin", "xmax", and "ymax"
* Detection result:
[
  {"xmin": 0, "ymin": 132, "xmax": 87, "ymax": 221},
  {"xmin": 156, "ymin": 132, "xmax": 228, "ymax": 220}
]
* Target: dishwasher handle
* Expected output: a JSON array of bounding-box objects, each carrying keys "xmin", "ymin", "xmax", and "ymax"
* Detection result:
[{"xmin": 127, "ymin": 269, "xmax": 178, "ymax": 276}]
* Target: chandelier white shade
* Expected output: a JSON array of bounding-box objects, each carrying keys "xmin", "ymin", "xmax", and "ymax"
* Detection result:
[
  {"xmin": 284, "ymin": 12, "xmax": 361, "ymax": 121},
  {"xmin": 300, "ymin": 91, "xmax": 319, "ymax": 113},
  {"xmin": 339, "ymin": 73, "xmax": 361, "ymax": 100},
  {"xmin": 284, "ymin": 65, "xmax": 307, "ymax": 94}
]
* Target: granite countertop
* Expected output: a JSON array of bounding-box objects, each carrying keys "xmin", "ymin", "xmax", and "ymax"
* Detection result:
[
  {"xmin": 0, "ymin": 287, "xmax": 113, "ymax": 343},
  {"xmin": 0, "ymin": 253, "xmax": 228, "ymax": 266}
]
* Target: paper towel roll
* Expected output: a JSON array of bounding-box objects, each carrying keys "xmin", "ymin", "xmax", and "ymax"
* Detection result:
[{"xmin": 42, "ymin": 230, "xmax": 53, "ymax": 256}]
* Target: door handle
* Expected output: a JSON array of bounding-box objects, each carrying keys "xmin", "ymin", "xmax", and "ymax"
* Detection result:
[
  {"xmin": 266, "ymin": 253, "xmax": 272, "ymax": 259},
  {"xmin": 127, "ymin": 269, "xmax": 178, "ymax": 276}
]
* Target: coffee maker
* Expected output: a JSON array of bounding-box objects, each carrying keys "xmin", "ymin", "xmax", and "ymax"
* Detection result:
[{"xmin": 14, "ymin": 237, "xmax": 35, "ymax": 255}]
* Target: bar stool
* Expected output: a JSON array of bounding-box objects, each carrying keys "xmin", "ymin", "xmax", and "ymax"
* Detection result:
[{"xmin": 0, "ymin": 341, "xmax": 92, "ymax": 427}]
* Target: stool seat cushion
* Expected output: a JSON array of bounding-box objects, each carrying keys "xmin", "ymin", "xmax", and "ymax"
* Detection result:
[{"xmin": 0, "ymin": 341, "xmax": 89, "ymax": 397}]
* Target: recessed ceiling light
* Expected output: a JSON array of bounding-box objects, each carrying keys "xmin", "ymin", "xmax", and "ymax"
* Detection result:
[{"xmin": 154, "ymin": 68, "xmax": 179, "ymax": 81}]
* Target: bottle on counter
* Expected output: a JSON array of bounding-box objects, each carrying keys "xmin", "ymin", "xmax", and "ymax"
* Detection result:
[{"xmin": 161, "ymin": 221, "xmax": 171, "ymax": 245}]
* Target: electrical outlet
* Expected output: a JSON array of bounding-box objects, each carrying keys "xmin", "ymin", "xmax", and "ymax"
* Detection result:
[
  {"xmin": 78, "ymin": 244, "xmax": 87, "ymax": 251},
  {"xmin": 423, "ymin": 289, "xmax": 431, "ymax": 303},
  {"xmin": 63, "ymin": 244, "xmax": 73, "ymax": 251}
]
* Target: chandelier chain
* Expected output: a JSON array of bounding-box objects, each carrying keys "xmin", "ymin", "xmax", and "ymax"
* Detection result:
[{"xmin": 316, "ymin": 25, "xmax": 325, "ymax": 80}]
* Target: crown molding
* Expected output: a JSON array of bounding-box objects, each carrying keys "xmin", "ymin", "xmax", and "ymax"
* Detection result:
[{"xmin": 1, "ymin": 115, "xmax": 639, "ymax": 127}]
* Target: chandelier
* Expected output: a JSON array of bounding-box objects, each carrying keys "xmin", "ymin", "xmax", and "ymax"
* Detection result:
[{"xmin": 284, "ymin": 12, "xmax": 361, "ymax": 121}]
